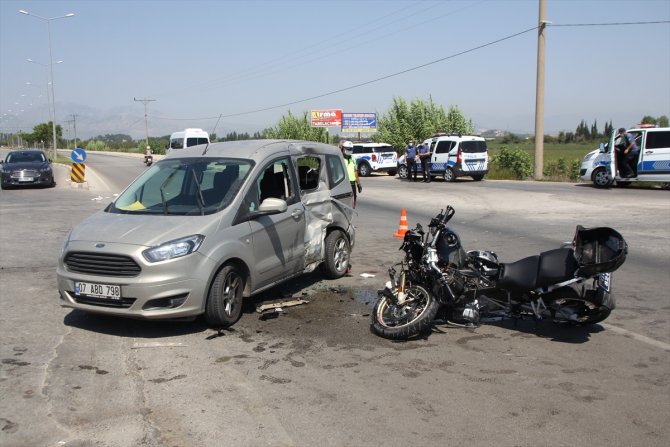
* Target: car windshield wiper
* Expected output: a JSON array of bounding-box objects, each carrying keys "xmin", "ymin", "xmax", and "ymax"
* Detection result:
[
  {"xmin": 190, "ymin": 167, "xmax": 205, "ymax": 216},
  {"xmin": 159, "ymin": 169, "xmax": 180, "ymax": 215}
]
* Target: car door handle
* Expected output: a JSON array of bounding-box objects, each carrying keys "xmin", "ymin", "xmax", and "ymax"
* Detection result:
[
  {"xmin": 291, "ymin": 209, "xmax": 304, "ymax": 219},
  {"xmin": 645, "ymin": 150, "xmax": 653, "ymax": 154}
]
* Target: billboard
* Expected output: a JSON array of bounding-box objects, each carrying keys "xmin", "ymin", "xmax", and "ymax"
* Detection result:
[
  {"xmin": 310, "ymin": 109, "xmax": 342, "ymax": 127},
  {"xmin": 342, "ymin": 113, "xmax": 377, "ymax": 132}
]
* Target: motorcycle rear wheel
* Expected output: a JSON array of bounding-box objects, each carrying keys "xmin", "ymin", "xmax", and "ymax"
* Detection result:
[
  {"xmin": 371, "ymin": 284, "xmax": 439, "ymax": 340},
  {"xmin": 549, "ymin": 298, "xmax": 611, "ymax": 325}
]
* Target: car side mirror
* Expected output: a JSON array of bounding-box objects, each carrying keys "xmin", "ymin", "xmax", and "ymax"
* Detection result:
[
  {"xmin": 256, "ymin": 197, "xmax": 288, "ymax": 215},
  {"xmin": 599, "ymin": 143, "xmax": 605, "ymax": 152}
]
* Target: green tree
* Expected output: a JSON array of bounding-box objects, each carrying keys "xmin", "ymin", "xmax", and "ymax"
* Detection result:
[
  {"xmin": 373, "ymin": 96, "xmax": 473, "ymax": 150},
  {"xmin": 641, "ymin": 115, "xmax": 657, "ymax": 125},
  {"xmin": 657, "ymin": 115, "xmax": 669, "ymax": 127},
  {"xmin": 265, "ymin": 110, "xmax": 332, "ymax": 143},
  {"xmin": 20, "ymin": 122, "xmax": 63, "ymax": 148}
]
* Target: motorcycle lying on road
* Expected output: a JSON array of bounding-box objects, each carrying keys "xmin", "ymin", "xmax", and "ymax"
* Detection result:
[{"xmin": 371, "ymin": 205, "xmax": 627, "ymax": 340}]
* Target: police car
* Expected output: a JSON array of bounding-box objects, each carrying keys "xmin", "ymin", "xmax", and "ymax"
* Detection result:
[
  {"xmin": 397, "ymin": 134, "xmax": 489, "ymax": 182},
  {"xmin": 351, "ymin": 143, "xmax": 398, "ymax": 177}
]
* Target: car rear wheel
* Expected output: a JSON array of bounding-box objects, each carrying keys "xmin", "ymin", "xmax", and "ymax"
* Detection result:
[
  {"xmin": 398, "ymin": 165, "xmax": 408, "ymax": 179},
  {"xmin": 321, "ymin": 230, "xmax": 350, "ymax": 279},
  {"xmin": 471, "ymin": 174, "xmax": 485, "ymax": 181},
  {"xmin": 358, "ymin": 163, "xmax": 371, "ymax": 177}
]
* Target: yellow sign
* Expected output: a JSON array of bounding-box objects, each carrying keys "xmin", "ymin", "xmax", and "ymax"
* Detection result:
[{"xmin": 71, "ymin": 162, "xmax": 86, "ymax": 183}]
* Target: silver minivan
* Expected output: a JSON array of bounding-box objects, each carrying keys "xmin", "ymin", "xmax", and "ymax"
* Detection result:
[{"xmin": 57, "ymin": 140, "xmax": 356, "ymax": 327}]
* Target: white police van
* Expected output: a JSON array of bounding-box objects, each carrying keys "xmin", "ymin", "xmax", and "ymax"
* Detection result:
[
  {"xmin": 580, "ymin": 126, "xmax": 670, "ymax": 187},
  {"xmin": 398, "ymin": 133, "xmax": 489, "ymax": 182},
  {"xmin": 351, "ymin": 143, "xmax": 398, "ymax": 176}
]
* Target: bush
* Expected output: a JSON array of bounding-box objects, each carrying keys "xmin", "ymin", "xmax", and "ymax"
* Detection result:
[
  {"xmin": 491, "ymin": 146, "xmax": 533, "ymax": 180},
  {"xmin": 543, "ymin": 157, "xmax": 582, "ymax": 181}
]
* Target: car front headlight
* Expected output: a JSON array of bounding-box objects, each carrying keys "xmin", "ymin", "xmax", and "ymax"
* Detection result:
[
  {"xmin": 142, "ymin": 234, "xmax": 205, "ymax": 263},
  {"xmin": 39, "ymin": 166, "xmax": 52, "ymax": 173}
]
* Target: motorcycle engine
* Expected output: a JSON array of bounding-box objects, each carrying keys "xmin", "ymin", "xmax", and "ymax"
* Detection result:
[{"xmin": 467, "ymin": 250, "xmax": 500, "ymax": 278}]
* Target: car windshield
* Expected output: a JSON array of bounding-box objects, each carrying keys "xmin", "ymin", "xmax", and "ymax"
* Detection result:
[
  {"xmin": 109, "ymin": 157, "xmax": 253, "ymax": 215},
  {"xmin": 6, "ymin": 152, "xmax": 47, "ymax": 163}
]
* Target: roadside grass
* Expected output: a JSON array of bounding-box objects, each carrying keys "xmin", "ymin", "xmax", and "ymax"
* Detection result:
[{"xmin": 487, "ymin": 140, "xmax": 594, "ymax": 182}]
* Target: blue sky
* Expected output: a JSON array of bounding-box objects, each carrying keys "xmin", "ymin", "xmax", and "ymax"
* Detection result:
[{"xmin": 1, "ymin": 0, "xmax": 669, "ymax": 139}]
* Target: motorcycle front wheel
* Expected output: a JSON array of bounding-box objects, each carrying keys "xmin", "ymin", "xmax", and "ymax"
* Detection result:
[{"xmin": 371, "ymin": 284, "xmax": 439, "ymax": 340}]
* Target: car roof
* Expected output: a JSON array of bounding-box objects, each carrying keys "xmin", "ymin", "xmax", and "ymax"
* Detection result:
[
  {"xmin": 626, "ymin": 126, "xmax": 669, "ymax": 133},
  {"xmin": 352, "ymin": 143, "xmax": 392, "ymax": 147},
  {"xmin": 163, "ymin": 139, "xmax": 342, "ymax": 162},
  {"xmin": 8, "ymin": 149, "xmax": 45, "ymax": 154}
]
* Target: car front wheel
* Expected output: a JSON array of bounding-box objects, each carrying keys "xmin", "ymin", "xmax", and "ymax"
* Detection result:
[
  {"xmin": 205, "ymin": 264, "xmax": 245, "ymax": 327},
  {"xmin": 592, "ymin": 167, "xmax": 612, "ymax": 188},
  {"xmin": 444, "ymin": 168, "xmax": 456, "ymax": 182},
  {"xmin": 398, "ymin": 164, "xmax": 408, "ymax": 179}
]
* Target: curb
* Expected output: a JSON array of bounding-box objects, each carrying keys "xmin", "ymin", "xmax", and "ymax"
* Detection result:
[{"xmin": 65, "ymin": 179, "xmax": 89, "ymax": 190}]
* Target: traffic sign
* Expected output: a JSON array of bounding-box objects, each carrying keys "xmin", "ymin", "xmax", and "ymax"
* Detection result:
[{"xmin": 71, "ymin": 148, "xmax": 87, "ymax": 162}]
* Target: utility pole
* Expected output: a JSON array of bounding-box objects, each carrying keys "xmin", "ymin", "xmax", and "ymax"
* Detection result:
[
  {"xmin": 65, "ymin": 116, "xmax": 74, "ymax": 149},
  {"xmin": 71, "ymin": 113, "xmax": 78, "ymax": 148},
  {"xmin": 134, "ymin": 97, "xmax": 156, "ymax": 148},
  {"xmin": 533, "ymin": 0, "xmax": 547, "ymax": 180}
]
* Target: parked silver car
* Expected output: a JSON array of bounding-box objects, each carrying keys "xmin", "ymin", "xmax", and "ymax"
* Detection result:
[{"xmin": 57, "ymin": 140, "xmax": 356, "ymax": 327}]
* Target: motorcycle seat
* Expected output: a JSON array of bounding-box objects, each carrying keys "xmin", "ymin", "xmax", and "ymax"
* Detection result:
[
  {"xmin": 497, "ymin": 255, "xmax": 540, "ymax": 291},
  {"xmin": 536, "ymin": 248, "xmax": 579, "ymax": 288}
]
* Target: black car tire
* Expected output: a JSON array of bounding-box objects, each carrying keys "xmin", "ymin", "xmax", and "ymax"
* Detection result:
[
  {"xmin": 358, "ymin": 162, "xmax": 371, "ymax": 177},
  {"xmin": 444, "ymin": 168, "xmax": 456, "ymax": 182},
  {"xmin": 205, "ymin": 264, "xmax": 245, "ymax": 327},
  {"xmin": 321, "ymin": 230, "xmax": 350, "ymax": 279},
  {"xmin": 398, "ymin": 164, "xmax": 408, "ymax": 179}
]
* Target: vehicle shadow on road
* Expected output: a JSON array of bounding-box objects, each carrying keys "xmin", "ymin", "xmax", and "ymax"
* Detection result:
[
  {"xmin": 485, "ymin": 317, "xmax": 606, "ymax": 343},
  {"xmin": 63, "ymin": 310, "xmax": 208, "ymax": 338}
]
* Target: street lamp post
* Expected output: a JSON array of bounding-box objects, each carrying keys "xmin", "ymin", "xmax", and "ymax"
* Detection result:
[
  {"xmin": 19, "ymin": 9, "xmax": 74, "ymax": 160},
  {"xmin": 27, "ymin": 59, "xmax": 63, "ymax": 137}
]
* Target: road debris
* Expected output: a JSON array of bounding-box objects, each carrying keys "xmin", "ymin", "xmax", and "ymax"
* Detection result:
[
  {"xmin": 131, "ymin": 342, "xmax": 188, "ymax": 349},
  {"xmin": 256, "ymin": 298, "xmax": 309, "ymax": 313}
]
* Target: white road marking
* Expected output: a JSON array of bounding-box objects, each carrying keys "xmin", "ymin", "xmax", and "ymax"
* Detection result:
[{"xmin": 602, "ymin": 323, "xmax": 670, "ymax": 351}]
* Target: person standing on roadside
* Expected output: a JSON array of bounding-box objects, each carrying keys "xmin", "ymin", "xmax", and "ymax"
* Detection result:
[
  {"xmin": 404, "ymin": 139, "xmax": 418, "ymax": 181},
  {"xmin": 341, "ymin": 140, "xmax": 362, "ymax": 208},
  {"xmin": 617, "ymin": 127, "xmax": 639, "ymax": 178},
  {"xmin": 418, "ymin": 141, "xmax": 431, "ymax": 182}
]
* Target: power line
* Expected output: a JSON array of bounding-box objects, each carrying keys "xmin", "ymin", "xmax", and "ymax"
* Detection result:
[
  {"xmin": 149, "ymin": 19, "xmax": 669, "ymax": 123},
  {"xmin": 551, "ymin": 20, "xmax": 670, "ymax": 27}
]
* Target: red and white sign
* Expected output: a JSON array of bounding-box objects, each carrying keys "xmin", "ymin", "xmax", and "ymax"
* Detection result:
[{"xmin": 310, "ymin": 109, "xmax": 342, "ymax": 127}]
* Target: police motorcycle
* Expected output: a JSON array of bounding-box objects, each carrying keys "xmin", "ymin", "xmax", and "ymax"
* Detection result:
[{"xmin": 371, "ymin": 205, "xmax": 627, "ymax": 340}]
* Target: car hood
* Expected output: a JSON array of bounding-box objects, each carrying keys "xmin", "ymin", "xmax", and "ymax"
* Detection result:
[
  {"xmin": 3, "ymin": 162, "xmax": 49, "ymax": 171},
  {"xmin": 68, "ymin": 210, "xmax": 220, "ymax": 247}
]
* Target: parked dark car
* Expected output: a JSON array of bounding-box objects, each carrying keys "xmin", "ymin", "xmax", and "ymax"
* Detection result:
[{"xmin": 1, "ymin": 150, "xmax": 55, "ymax": 189}]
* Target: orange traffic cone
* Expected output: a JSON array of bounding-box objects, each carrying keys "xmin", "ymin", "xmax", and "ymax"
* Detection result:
[{"xmin": 393, "ymin": 209, "xmax": 409, "ymax": 238}]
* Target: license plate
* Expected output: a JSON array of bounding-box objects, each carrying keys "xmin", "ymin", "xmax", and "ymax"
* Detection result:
[
  {"xmin": 18, "ymin": 177, "xmax": 34, "ymax": 182},
  {"xmin": 75, "ymin": 281, "xmax": 122, "ymax": 300},
  {"xmin": 598, "ymin": 272, "xmax": 611, "ymax": 292}
]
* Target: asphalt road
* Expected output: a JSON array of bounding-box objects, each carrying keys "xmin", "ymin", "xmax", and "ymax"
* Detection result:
[{"xmin": 1, "ymin": 153, "xmax": 669, "ymax": 447}]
